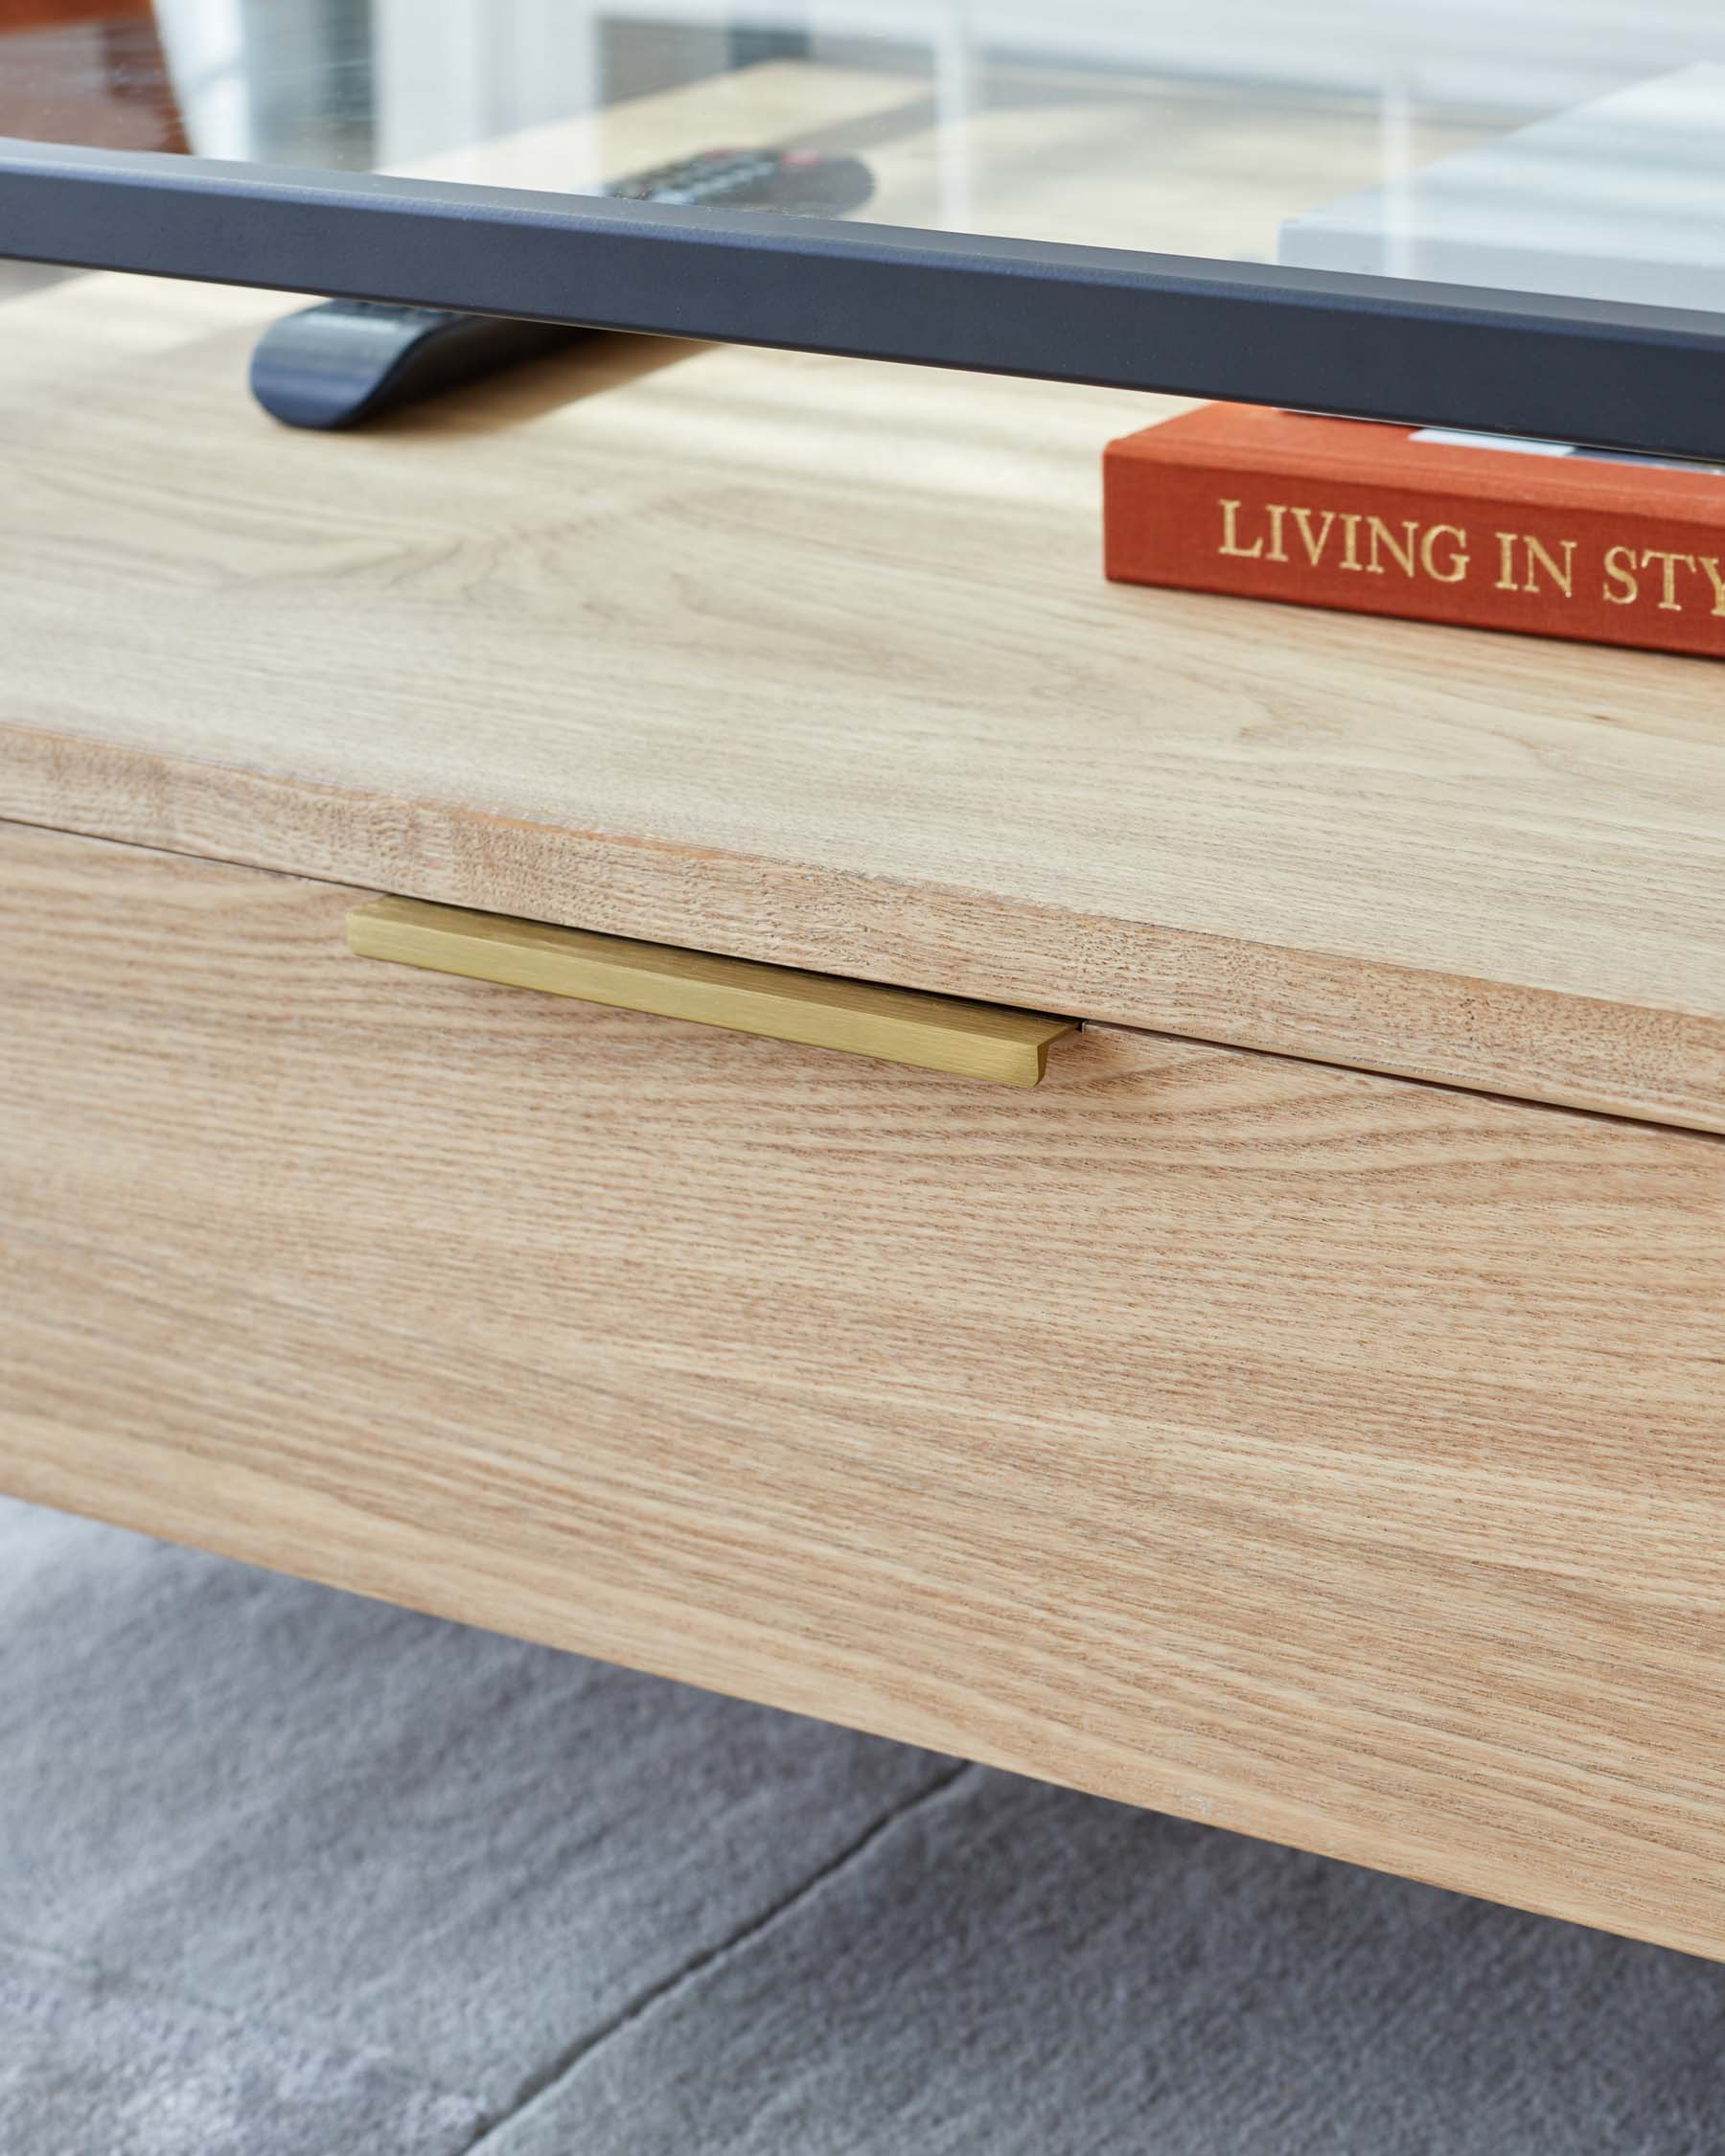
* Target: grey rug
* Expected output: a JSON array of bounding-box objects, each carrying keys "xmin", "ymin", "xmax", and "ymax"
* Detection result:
[{"xmin": 2, "ymin": 1496, "xmax": 1720, "ymax": 2153}]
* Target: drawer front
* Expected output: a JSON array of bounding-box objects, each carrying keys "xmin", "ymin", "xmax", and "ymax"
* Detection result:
[{"xmin": 4, "ymin": 820, "xmax": 1723, "ymax": 1958}]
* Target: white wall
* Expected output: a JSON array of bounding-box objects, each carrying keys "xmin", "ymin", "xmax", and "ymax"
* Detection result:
[{"xmin": 157, "ymin": 0, "xmax": 1725, "ymax": 171}]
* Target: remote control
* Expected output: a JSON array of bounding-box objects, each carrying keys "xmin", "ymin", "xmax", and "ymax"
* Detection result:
[
  {"xmin": 605, "ymin": 147, "xmax": 874, "ymax": 217},
  {"xmin": 249, "ymin": 148, "xmax": 875, "ymax": 431}
]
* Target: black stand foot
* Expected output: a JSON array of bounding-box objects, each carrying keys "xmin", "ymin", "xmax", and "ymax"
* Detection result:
[{"xmin": 248, "ymin": 304, "xmax": 584, "ymax": 431}]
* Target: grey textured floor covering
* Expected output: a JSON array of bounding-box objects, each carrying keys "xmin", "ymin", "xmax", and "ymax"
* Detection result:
[{"xmin": 2, "ymin": 1495, "xmax": 1721, "ymax": 2153}]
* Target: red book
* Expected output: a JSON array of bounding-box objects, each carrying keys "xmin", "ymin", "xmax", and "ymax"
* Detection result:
[{"xmin": 1103, "ymin": 403, "xmax": 1725, "ymax": 657}]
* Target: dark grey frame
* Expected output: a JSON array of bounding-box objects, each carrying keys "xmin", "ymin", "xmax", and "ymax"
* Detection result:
[{"xmin": 5, "ymin": 136, "xmax": 1724, "ymax": 458}]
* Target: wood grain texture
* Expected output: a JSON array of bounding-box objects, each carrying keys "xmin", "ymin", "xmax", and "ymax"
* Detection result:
[
  {"xmin": 5, "ymin": 819, "xmax": 1724, "ymax": 1957},
  {"xmin": 0, "ymin": 65, "xmax": 1720, "ymax": 1134}
]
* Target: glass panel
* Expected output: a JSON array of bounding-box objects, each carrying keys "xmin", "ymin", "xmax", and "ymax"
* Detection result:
[{"xmin": 2, "ymin": 2, "xmax": 1722, "ymax": 315}]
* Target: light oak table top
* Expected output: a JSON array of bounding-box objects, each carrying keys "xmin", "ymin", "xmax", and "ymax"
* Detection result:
[{"xmin": 0, "ymin": 65, "xmax": 1719, "ymax": 1133}]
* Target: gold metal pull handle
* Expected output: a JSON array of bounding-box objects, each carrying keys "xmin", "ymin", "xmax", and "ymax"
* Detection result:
[{"xmin": 347, "ymin": 898, "xmax": 1076, "ymax": 1087}]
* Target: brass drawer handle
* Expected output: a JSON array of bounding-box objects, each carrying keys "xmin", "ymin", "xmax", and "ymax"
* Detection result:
[{"xmin": 347, "ymin": 898, "xmax": 1076, "ymax": 1087}]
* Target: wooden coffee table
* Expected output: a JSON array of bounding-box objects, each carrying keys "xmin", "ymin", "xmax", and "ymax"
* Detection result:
[{"xmin": 3, "ymin": 68, "xmax": 1722, "ymax": 1964}]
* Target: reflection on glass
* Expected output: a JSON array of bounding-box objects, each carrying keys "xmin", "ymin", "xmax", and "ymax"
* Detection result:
[{"xmin": 0, "ymin": 0, "xmax": 187, "ymax": 155}]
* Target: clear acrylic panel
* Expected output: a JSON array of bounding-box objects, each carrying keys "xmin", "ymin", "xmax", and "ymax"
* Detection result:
[
  {"xmin": 3, "ymin": 2, "xmax": 1722, "ymax": 297},
  {"xmin": 4, "ymin": 3, "xmax": 1725, "ymax": 449}
]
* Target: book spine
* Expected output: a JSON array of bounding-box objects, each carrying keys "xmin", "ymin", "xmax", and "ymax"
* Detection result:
[{"xmin": 1102, "ymin": 443, "xmax": 1725, "ymax": 657}]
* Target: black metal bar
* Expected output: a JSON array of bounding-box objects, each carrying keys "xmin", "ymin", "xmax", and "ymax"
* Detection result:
[{"xmin": 4, "ymin": 135, "xmax": 1725, "ymax": 458}]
